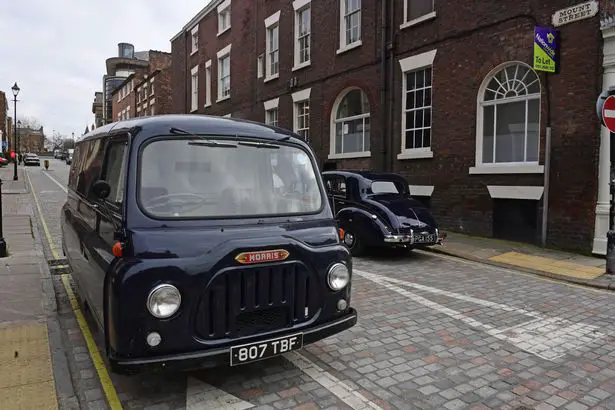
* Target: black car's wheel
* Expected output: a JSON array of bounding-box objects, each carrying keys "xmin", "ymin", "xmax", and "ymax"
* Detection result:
[{"xmin": 342, "ymin": 229, "xmax": 365, "ymax": 257}]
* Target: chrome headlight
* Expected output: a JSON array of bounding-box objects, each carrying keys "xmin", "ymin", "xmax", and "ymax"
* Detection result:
[
  {"xmin": 147, "ymin": 284, "xmax": 181, "ymax": 318},
  {"xmin": 327, "ymin": 263, "xmax": 350, "ymax": 291}
]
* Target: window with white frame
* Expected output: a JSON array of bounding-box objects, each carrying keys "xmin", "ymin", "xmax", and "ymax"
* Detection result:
[
  {"xmin": 257, "ymin": 55, "xmax": 264, "ymax": 78},
  {"xmin": 217, "ymin": 44, "xmax": 231, "ymax": 100},
  {"xmin": 339, "ymin": 0, "xmax": 361, "ymax": 51},
  {"xmin": 404, "ymin": 0, "xmax": 435, "ymax": 25},
  {"xmin": 217, "ymin": 0, "xmax": 231, "ymax": 35},
  {"xmin": 292, "ymin": 89, "xmax": 311, "ymax": 141},
  {"xmin": 266, "ymin": 109, "xmax": 278, "ymax": 126},
  {"xmin": 293, "ymin": 0, "xmax": 311, "ymax": 68},
  {"xmin": 264, "ymin": 98, "xmax": 279, "ymax": 127},
  {"xmin": 205, "ymin": 60, "xmax": 212, "ymax": 107},
  {"xmin": 331, "ymin": 88, "xmax": 370, "ymax": 155},
  {"xmin": 265, "ymin": 11, "xmax": 280, "ymax": 80},
  {"xmin": 403, "ymin": 68, "xmax": 432, "ymax": 151},
  {"xmin": 477, "ymin": 62, "xmax": 541, "ymax": 167},
  {"xmin": 190, "ymin": 65, "xmax": 199, "ymax": 112},
  {"xmin": 190, "ymin": 25, "xmax": 199, "ymax": 54},
  {"xmin": 399, "ymin": 49, "xmax": 436, "ymax": 159}
]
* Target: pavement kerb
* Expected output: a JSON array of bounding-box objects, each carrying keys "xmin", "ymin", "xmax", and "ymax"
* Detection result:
[
  {"xmin": 23, "ymin": 170, "xmax": 78, "ymax": 408},
  {"xmin": 425, "ymin": 245, "xmax": 615, "ymax": 292}
]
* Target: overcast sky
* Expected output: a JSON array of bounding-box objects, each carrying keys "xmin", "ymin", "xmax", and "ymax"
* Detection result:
[{"xmin": 0, "ymin": 0, "xmax": 210, "ymax": 139}]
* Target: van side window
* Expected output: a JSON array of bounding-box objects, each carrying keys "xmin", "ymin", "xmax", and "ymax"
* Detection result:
[
  {"xmin": 67, "ymin": 145, "xmax": 81, "ymax": 191},
  {"xmin": 103, "ymin": 140, "xmax": 128, "ymax": 208}
]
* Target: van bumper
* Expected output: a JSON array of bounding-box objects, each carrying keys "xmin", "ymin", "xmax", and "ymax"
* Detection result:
[{"xmin": 108, "ymin": 308, "xmax": 357, "ymax": 375}]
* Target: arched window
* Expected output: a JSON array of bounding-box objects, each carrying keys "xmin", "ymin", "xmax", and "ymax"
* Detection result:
[
  {"xmin": 330, "ymin": 88, "xmax": 370, "ymax": 156},
  {"xmin": 477, "ymin": 62, "xmax": 541, "ymax": 166}
]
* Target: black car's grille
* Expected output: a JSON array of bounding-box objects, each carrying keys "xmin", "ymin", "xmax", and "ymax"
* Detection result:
[{"xmin": 194, "ymin": 262, "xmax": 321, "ymax": 340}]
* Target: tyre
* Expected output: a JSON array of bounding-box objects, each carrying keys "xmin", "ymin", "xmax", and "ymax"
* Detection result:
[{"xmin": 342, "ymin": 228, "xmax": 366, "ymax": 257}]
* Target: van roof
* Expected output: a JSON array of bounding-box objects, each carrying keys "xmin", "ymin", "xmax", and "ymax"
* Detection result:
[{"xmin": 79, "ymin": 114, "xmax": 305, "ymax": 146}]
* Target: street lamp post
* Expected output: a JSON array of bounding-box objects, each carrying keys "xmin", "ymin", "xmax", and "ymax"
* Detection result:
[{"xmin": 11, "ymin": 83, "xmax": 20, "ymax": 181}]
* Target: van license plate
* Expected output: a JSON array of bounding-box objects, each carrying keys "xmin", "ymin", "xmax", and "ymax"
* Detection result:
[{"xmin": 230, "ymin": 333, "xmax": 304, "ymax": 366}]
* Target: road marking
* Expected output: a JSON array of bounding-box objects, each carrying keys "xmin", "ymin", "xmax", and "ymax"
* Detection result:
[
  {"xmin": 285, "ymin": 351, "xmax": 384, "ymax": 410},
  {"xmin": 41, "ymin": 170, "xmax": 68, "ymax": 193},
  {"xmin": 186, "ymin": 377, "xmax": 254, "ymax": 410},
  {"xmin": 24, "ymin": 168, "xmax": 123, "ymax": 410},
  {"xmin": 354, "ymin": 269, "xmax": 607, "ymax": 361}
]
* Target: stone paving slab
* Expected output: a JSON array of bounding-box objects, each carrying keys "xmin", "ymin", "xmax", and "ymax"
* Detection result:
[{"xmin": 427, "ymin": 232, "xmax": 615, "ymax": 291}]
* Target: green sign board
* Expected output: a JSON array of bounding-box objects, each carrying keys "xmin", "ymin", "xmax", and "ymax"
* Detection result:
[{"xmin": 533, "ymin": 27, "xmax": 559, "ymax": 73}]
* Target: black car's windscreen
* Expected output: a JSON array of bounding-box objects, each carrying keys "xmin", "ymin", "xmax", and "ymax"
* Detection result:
[{"xmin": 138, "ymin": 137, "xmax": 323, "ymax": 218}]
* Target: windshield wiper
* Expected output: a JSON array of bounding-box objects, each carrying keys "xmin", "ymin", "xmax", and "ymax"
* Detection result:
[
  {"xmin": 170, "ymin": 127, "xmax": 238, "ymax": 148},
  {"xmin": 238, "ymin": 141, "xmax": 279, "ymax": 149},
  {"xmin": 188, "ymin": 140, "xmax": 238, "ymax": 148}
]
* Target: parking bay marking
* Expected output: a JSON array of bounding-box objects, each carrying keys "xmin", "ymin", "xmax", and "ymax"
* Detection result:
[
  {"xmin": 354, "ymin": 269, "xmax": 608, "ymax": 361},
  {"xmin": 41, "ymin": 170, "xmax": 68, "ymax": 193}
]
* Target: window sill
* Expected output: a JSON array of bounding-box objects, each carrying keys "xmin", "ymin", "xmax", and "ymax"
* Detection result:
[
  {"xmin": 336, "ymin": 40, "xmax": 362, "ymax": 55},
  {"xmin": 328, "ymin": 151, "xmax": 371, "ymax": 160},
  {"xmin": 217, "ymin": 27, "xmax": 230, "ymax": 37},
  {"xmin": 397, "ymin": 149, "xmax": 434, "ymax": 160},
  {"xmin": 216, "ymin": 95, "xmax": 230, "ymax": 103},
  {"xmin": 400, "ymin": 11, "xmax": 437, "ymax": 30},
  {"xmin": 292, "ymin": 61, "xmax": 310, "ymax": 71},
  {"xmin": 190, "ymin": 107, "xmax": 198, "ymax": 113},
  {"xmin": 469, "ymin": 164, "xmax": 545, "ymax": 175},
  {"xmin": 204, "ymin": 103, "xmax": 211, "ymax": 108},
  {"xmin": 264, "ymin": 74, "xmax": 279, "ymax": 83},
  {"xmin": 190, "ymin": 49, "xmax": 198, "ymax": 56}
]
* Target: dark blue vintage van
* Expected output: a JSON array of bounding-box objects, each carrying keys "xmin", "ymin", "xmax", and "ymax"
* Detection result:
[{"xmin": 61, "ymin": 115, "xmax": 357, "ymax": 374}]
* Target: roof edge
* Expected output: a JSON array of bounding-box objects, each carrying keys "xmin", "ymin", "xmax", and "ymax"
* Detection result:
[{"xmin": 170, "ymin": 0, "xmax": 224, "ymax": 43}]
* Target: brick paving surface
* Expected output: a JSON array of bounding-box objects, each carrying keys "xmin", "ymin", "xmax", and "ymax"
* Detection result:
[{"xmin": 27, "ymin": 160, "xmax": 615, "ymax": 409}]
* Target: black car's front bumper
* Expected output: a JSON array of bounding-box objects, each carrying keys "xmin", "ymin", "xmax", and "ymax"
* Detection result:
[{"xmin": 108, "ymin": 308, "xmax": 358, "ymax": 375}]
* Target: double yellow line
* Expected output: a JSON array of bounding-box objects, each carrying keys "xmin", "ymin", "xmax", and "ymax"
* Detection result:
[{"xmin": 25, "ymin": 169, "xmax": 123, "ymax": 409}]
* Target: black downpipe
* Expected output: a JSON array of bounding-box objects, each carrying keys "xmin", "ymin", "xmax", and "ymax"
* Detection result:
[
  {"xmin": 380, "ymin": 0, "xmax": 388, "ymax": 171},
  {"xmin": 387, "ymin": 0, "xmax": 395, "ymax": 172}
]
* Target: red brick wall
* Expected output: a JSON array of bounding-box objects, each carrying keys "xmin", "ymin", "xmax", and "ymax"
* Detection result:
[
  {"xmin": 170, "ymin": 0, "xmax": 604, "ymax": 253},
  {"xmin": 388, "ymin": 0, "xmax": 602, "ymax": 252},
  {"xmin": 0, "ymin": 92, "xmax": 7, "ymax": 149},
  {"xmin": 154, "ymin": 68, "xmax": 173, "ymax": 114}
]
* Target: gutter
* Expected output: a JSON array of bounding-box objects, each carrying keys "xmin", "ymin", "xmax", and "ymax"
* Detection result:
[{"xmin": 380, "ymin": 0, "xmax": 388, "ymax": 172}]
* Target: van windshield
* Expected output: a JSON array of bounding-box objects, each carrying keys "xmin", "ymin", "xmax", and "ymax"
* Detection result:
[{"xmin": 138, "ymin": 137, "xmax": 323, "ymax": 218}]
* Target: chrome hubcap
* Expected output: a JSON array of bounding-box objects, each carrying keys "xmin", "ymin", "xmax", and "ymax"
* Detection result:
[{"xmin": 344, "ymin": 232, "xmax": 355, "ymax": 247}]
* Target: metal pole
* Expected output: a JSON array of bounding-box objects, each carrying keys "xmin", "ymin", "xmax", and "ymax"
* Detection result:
[
  {"xmin": 0, "ymin": 178, "xmax": 7, "ymax": 257},
  {"xmin": 607, "ymin": 131, "xmax": 615, "ymax": 274},
  {"xmin": 541, "ymin": 127, "xmax": 552, "ymax": 247},
  {"xmin": 12, "ymin": 97, "xmax": 17, "ymax": 181}
]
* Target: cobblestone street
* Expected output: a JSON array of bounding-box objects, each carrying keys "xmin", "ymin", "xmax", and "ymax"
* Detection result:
[{"xmin": 25, "ymin": 159, "xmax": 615, "ymax": 409}]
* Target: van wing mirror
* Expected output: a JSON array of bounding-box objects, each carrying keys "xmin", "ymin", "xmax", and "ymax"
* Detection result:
[{"xmin": 92, "ymin": 180, "xmax": 111, "ymax": 200}]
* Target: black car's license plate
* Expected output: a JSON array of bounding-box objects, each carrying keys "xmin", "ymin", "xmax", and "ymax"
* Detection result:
[
  {"xmin": 414, "ymin": 234, "xmax": 436, "ymax": 243},
  {"xmin": 230, "ymin": 333, "xmax": 304, "ymax": 366}
]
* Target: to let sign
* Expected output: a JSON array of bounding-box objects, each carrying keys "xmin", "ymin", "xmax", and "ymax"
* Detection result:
[
  {"xmin": 602, "ymin": 96, "xmax": 615, "ymax": 133},
  {"xmin": 552, "ymin": 1, "xmax": 599, "ymax": 27},
  {"xmin": 533, "ymin": 27, "xmax": 559, "ymax": 73}
]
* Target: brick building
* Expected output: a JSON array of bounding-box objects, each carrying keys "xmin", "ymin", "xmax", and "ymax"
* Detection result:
[
  {"xmin": 91, "ymin": 92, "xmax": 103, "ymax": 129},
  {"xmin": 170, "ymin": 0, "xmax": 609, "ymax": 255},
  {"xmin": 17, "ymin": 125, "xmax": 45, "ymax": 154},
  {"xmin": 111, "ymin": 51, "xmax": 172, "ymax": 121}
]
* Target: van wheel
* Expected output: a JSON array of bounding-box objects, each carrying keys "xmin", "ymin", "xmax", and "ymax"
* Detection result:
[{"xmin": 343, "ymin": 229, "xmax": 365, "ymax": 257}]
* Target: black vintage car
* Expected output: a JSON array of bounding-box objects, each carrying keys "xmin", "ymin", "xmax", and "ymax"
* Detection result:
[
  {"xmin": 322, "ymin": 170, "xmax": 443, "ymax": 256},
  {"xmin": 61, "ymin": 115, "xmax": 357, "ymax": 374}
]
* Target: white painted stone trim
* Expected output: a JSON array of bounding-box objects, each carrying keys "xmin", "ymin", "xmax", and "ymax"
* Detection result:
[
  {"xmin": 217, "ymin": 0, "xmax": 230, "ymax": 14},
  {"xmin": 263, "ymin": 98, "xmax": 279, "ymax": 111},
  {"xmin": 486, "ymin": 185, "xmax": 544, "ymax": 200},
  {"xmin": 409, "ymin": 185, "xmax": 434, "ymax": 197},
  {"xmin": 216, "ymin": 43, "xmax": 232, "ymax": 58},
  {"xmin": 293, "ymin": 0, "xmax": 310, "ymax": 11},
  {"xmin": 291, "ymin": 88, "xmax": 311, "ymax": 102},
  {"xmin": 399, "ymin": 49, "xmax": 437, "ymax": 73},
  {"xmin": 265, "ymin": 11, "xmax": 281, "ymax": 28}
]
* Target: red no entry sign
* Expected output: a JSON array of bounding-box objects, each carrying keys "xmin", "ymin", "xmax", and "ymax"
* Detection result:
[{"xmin": 602, "ymin": 95, "xmax": 615, "ymax": 133}]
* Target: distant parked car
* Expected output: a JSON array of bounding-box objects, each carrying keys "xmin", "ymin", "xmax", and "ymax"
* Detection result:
[
  {"xmin": 322, "ymin": 170, "xmax": 444, "ymax": 256},
  {"xmin": 23, "ymin": 153, "xmax": 41, "ymax": 166}
]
